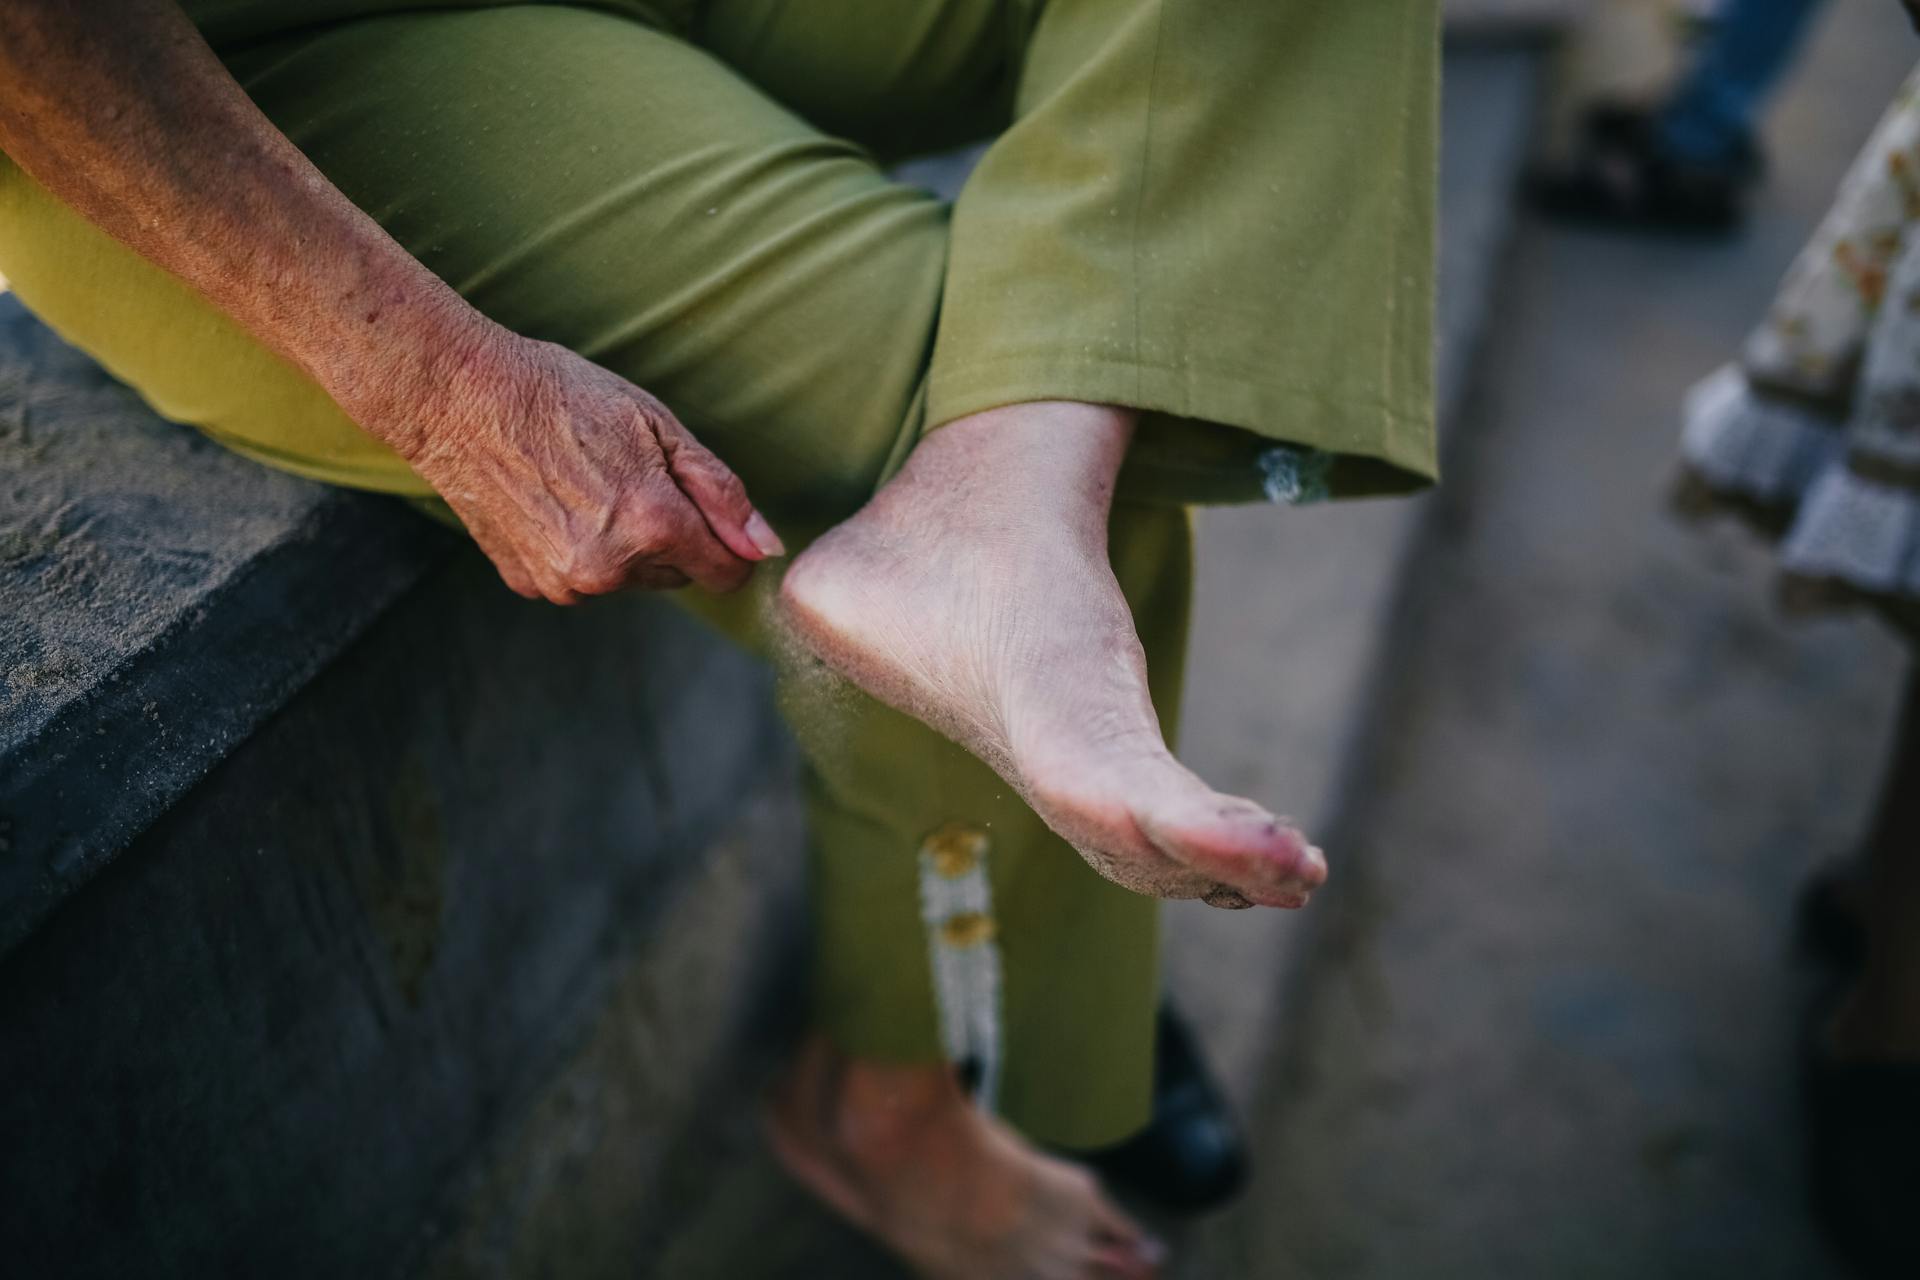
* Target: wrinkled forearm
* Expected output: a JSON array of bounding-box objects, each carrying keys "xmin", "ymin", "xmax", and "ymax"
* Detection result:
[{"xmin": 0, "ymin": 0, "xmax": 489, "ymax": 456}]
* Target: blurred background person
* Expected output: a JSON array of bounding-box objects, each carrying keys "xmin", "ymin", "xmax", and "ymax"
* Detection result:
[{"xmin": 1532, "ymin": 0, "xmax": 1831, "ymax": 232}]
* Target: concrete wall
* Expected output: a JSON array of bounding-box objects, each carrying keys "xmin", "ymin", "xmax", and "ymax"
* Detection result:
[{"xmin": 0, "ymin": 556, "xmax": 801, "ymax": 1279}]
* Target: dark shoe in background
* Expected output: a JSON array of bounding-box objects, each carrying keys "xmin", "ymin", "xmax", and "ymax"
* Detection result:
[
  {"xmin": 1527, "ymin": 101, "xmax": 1760, "ymax": 235},
  {"xmin": 1796, "ymin": 857, "xmax": 1869, "ymax": 975},
  {"xmin": 1795, "ymin": 862, "xmax": 1920, "ymax": 1280},
  {"xmin": 1801, "ymin": 1015, "xmax": 1920, "ymax": 1279},
  {"xmin": 1078, "ymin": 1005, "xmax": 1250, "ymax": 1215}
]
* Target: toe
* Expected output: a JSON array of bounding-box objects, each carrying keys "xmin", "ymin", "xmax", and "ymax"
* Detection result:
[
  {"xmin": 1082, "ymin": 1179, "xmax": 1164, "ymax": 1278},
  {"xmin": 1088, "ymin": 1239, "xmax": 1165, "ymax": 1279},
  {"xmin": 1086, "ymin": 1188, "xmax": 1145, "ymax": 1249},
  {"xmin": 1137, "ymin": 788, "xmax": 1326, "ymax": 905}
]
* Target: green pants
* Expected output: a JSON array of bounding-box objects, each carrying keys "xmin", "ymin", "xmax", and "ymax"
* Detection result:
[{"xmin": 0, "ymin": 0, "xmax": 1436, "ymax": 1145}]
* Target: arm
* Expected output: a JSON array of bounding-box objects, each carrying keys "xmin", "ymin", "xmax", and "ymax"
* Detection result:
[{"xmin": 0, "ymin": 0, "xmax": 782, "ymax": 601}]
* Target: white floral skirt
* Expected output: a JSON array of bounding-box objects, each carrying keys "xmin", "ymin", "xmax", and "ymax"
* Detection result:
[{"xmin": 1678, "ymin": 62, "xmax": 1920, "ymax": 636}]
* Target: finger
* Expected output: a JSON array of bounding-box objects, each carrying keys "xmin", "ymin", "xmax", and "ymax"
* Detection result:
[
  {"xmin": 527, "ymin": 558, "xmax": 584, "ymax": 606},
  {"xmin": 1090, "ymin": 1243, "xmax": 1159, "ymax": 1274},
  {"xmin": 467, "ymin": 517, "xmax": 542, "ymax": 599},
  {"xmin": 1089, "ymin": 1242, "xmax": 1164, "ymax": 1280},
  {"xmin": 1088, "ymin": 1195, "xmax": 1148, "ymax": 1251},
  {"xmin": 650, "ymin": 411, "xmax": 785, "ymax": 561},
  {"xmin": 632, "ymin": 480, "xmax": 754, "ymax": 594},
  {"xmin": 547, "ymin": 495, "xmax": 724, "ymax": 598},
  {"xmin": 663, "ymin": 505, "xmax": 753, "ymax": 593},
  {"xmin": 1087, "ymin": 1207, "xmax": 1164, "ymax": 1280}
]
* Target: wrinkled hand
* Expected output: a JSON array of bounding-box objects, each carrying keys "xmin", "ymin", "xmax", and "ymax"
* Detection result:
[{"xmin": 400, "ymin": 327, "xmax": 783, "ymax": 603}]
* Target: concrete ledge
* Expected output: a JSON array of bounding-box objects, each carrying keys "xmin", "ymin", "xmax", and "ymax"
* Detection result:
[
  {"xmin": 0, "ymin": 295, "xmax": 453, "ymax": 957},
  {"xmin": 0, "ymin": 276, "xmax": 804, "ymax": 1280},
  {"xmin": 0, "ymin": 548, "xmax": 795, "ymax": 1278}
]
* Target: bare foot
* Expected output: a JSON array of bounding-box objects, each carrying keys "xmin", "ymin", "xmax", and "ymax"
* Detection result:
[
  {"xmin": 765, "ymin": 1035, "xmax": 1164, "ymax": 1280},
  {"xmin": 779, "ymin": 401, "xmax": 1325, "ymax": 909}
]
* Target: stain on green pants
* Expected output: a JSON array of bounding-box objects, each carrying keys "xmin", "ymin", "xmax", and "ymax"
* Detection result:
[{"xmin": 0, "ymin": 0, "xmax": 1436, "ymax": 1145}]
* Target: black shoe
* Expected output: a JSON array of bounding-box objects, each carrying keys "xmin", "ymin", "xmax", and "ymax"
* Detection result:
[
  {"xmin": 1077, "ymin": 1005, "xmax": 1250, "ymax": 1215},
  {"xmin": 1796, "ymin": 858, "xmax": 1868, "ymax": 975},
  {"xmin": 1527, "ymin": 101, "xmax": 1759, "ymax": 235},
  {"xmin": 1802, "ymin": 1015, "xmax": 1920, "ymax": 1278}
]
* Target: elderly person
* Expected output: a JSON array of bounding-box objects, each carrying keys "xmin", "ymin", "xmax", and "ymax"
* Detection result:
[
  {"xmin": 1531, "ymin": 0, "xmax": 1831, "ymax": 233},
  {"xmin": 0, "ymin": 1, "xmax": 1437, "ymax": 1275}
]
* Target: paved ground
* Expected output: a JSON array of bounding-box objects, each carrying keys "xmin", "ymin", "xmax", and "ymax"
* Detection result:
[{"xmin": 1184, "ymin": 5, "xmax": 1915, "ymax": 1279}]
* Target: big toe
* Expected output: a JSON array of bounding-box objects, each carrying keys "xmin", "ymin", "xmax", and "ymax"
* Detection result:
[
  {"xmin": 1086, "ymin": 1205, "xmax": 1164, "ymax": 1279},
  {"xmin": 1089, "ymin": 1242, "xmax": 1164, "ymax": 1279},
  {"xmin": 1134, "ymin": 783, "xmax": 1325, "ymax": 908}
]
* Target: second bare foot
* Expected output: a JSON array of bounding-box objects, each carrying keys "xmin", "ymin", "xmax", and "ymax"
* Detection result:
[{"xmin": 765, "ymin": 1035, "xmax": 1164, "ymax": 1280}]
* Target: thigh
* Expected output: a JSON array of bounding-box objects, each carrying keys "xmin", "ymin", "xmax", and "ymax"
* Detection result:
[{"xmin": 0, "ymin": 4, "xmax": 950, "ymax": 529}]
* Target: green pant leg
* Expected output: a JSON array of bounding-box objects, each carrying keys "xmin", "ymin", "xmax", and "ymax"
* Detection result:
[
  {"xmin": 924, "ymin": 0, "xmax": 1442, "ymax": 504},
  {"xmin": 789, "ymin": 501, "xmax": 1189, "ymax": 1148}
]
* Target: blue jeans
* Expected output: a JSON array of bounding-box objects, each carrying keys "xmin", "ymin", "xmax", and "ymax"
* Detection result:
[{"xmin": 1658, "ymin": 0, "xmax": 1828, "ymax": 163}]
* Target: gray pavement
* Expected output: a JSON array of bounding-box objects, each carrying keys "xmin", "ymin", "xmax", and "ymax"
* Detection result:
[{"xmin": 1188, "ymin": 5, "xmax": 1916, "ymax": 1278}]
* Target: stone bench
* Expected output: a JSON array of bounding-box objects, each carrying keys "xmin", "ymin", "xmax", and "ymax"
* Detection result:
[{"xmin": 0, "ymin": 293, "xmax": 805, "ymax": 1277}]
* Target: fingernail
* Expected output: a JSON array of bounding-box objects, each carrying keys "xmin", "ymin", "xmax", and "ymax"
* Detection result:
[
  {"xmin": 744, "ymin": 510, "xmax": 786, "ymax": 558},
  {"xmin": 1139, "ymin": 1236, "xmax": 1169, "ymax": 1266}
]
